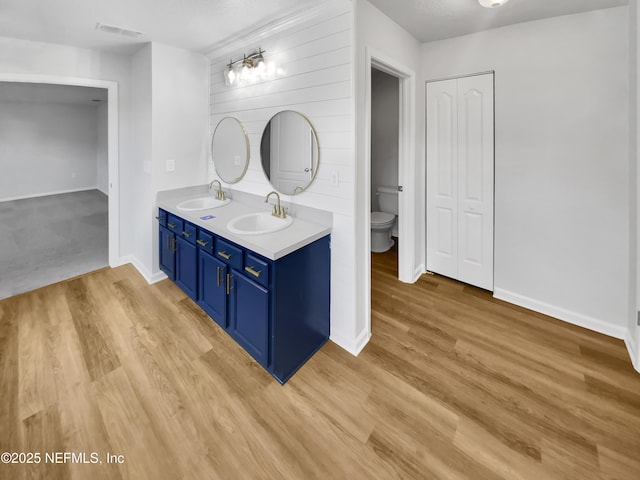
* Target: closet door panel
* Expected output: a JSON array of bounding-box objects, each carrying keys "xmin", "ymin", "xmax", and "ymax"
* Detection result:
[
  {"xmin": 426, "ymin": 78, "xmax": 458, "ymax": 279},
  {"xmin": 457, "ymin": 74, "xmax": 494, "ymax": 290}
]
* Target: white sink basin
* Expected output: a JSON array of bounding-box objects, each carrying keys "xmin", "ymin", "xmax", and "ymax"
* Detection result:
[
  {"xmin": 227, "ymin": 212, "xmax": 293, "ymax": 235},
  {"xmin": 176, "ymin": 195, "xmax": 230, "ymax": 211}
]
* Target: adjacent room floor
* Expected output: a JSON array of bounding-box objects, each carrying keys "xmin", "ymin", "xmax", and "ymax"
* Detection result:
[
  {"xmin": 0, "ymin": 190, "xmax": 108, "ymax": 300},
  {"xmin": 1, "ymin": 244, "xmax": 639, "ymax": 479}
]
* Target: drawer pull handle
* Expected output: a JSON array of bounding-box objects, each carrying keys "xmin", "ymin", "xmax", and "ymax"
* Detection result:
[
  {"xmin": 182, "ymin": 231, "xmax": 191, "ymax": 238},
  {"xmin": 226, "ymin": 273, "xmax": 233, "ymax": 295},
  {"xmin": 245, "ymin": 266, "xmax": 261, "ymax": 278},
  {"xmin": 171, "ymin": 238, "xmax": 177, "ymax": 253},
  {"xmin": 196, "ymin": 239, "xmax": 208, "ymax": 247},
  {"xmin": 217, "ymin": 266, "xmax": 223, "ymax": 287},
  {"xmin": 168, "ymin": 223, "xmax": 177, "ymax": 229},
  {"xmin": 155, "ymin": 216, "xmax": 161, "ymax": 221},
  {"xmin": 218, "ymin": 251, "xmax": 231, "ymax": 260}
]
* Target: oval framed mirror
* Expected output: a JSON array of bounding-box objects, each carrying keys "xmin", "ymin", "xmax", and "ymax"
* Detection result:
[
  {"xmin": 260, "ymin": 110, "xmax": 319, "ymax": 195},
  {"xmin": 211, "ymin": 117, "xmax": 249, "ymax": 184}
]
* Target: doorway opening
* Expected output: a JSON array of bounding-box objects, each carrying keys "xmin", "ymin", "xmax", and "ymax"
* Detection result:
[
  {"xmin": 360, "ymin": 48, "xmax": 417, "ymax": 348},
  {"xmin": 0, "ymin": 75, "xmax": 119, "ymax": 299}
]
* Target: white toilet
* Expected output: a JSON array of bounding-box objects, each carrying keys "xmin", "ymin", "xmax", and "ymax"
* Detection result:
[{"xmin": 371, "ymin": 186, "xmax": 398, "ymax": 253}]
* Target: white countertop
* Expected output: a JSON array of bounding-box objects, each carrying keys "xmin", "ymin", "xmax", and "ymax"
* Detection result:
[{"xmin": 156, "ymin": 188, "xmax": 331, "ymax": 261}]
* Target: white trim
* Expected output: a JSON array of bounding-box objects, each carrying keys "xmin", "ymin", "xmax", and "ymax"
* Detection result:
[
  {"xmin": 117, "ymin": 254, "xmax": 168, "ymax": 285},
  {"xmin": 494, "ymin": 287, "xmax": 627, "ymax": 340},
  {"xmin": 413, "ymin": 264, "xmax": 425, "ymax": 283},
  {"xmin": 330, "ymin": 328, "xmax": 371, "ymax": 357},
  {"xmin": 360, "ymin": 47, "xmax": 417, "ymax": 358},
  {"xmin": 625, "ymin": 331, "xmax": 640, "ymax": 374},
  {"xmin": 367, "ymin": 49, "xmax": 417, "ymax": 284},
  {"xmin": 0, "ymin": 74, "xmax": 120, "ymax": 268},
  {"xmin": 0, "ymin": 186, "xmax": 99, "ymax": 203}
]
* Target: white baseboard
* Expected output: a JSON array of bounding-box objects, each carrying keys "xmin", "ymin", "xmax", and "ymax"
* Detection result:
[
  {"xmin": 330, "ymin": 327, "xmax": 371, "ymax": 357},
  {"xmin": 413, "ymin": 264, "xmax": 425, "ymax": 283},
  {"xmin": 0, "ymin": 186, "xmax": 99, "ymax": 202},
  {"xmin": 493, "ymin": 287, "xmax": 626, "ymax": 340},
  {"xmin": 625, "ymin": 331, "xmax": 640, "ymax": 374},
  {"xmin": 113, "ymin": 255, "xmax": 167, "ymax": 285}
]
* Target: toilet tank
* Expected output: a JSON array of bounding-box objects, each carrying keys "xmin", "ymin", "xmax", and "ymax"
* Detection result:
[{"xmin": 376, "ymin": 186, "xmax": 398, "ymax": 215}]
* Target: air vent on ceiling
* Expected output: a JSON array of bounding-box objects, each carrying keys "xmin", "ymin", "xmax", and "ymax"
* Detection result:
[{"xmin": 95, "ymin": 22, "xmax": 143, "ymax": 38}]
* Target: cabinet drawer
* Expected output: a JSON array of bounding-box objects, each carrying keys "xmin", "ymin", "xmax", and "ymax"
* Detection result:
[
  {"xmin": 215, "ymin": 238, "xmax": 243, "ymax": 271},
  {"xmin": 181, "ymin": 222, "xmax": 197, "ymax": 244},
  {"xmin": 243, "ymin": 253, "xmax": 269, "ymax": 288},
  {"xmin": 157, "ymin": 209, "xmax": 167, "ymax": 227},
  {"xmin": 166, "ymin": 214, "xmax": 183, "ymax": 233},
  {"xmin": 196, "ymin": 229, "xmax": 214, "ymax": 254}
]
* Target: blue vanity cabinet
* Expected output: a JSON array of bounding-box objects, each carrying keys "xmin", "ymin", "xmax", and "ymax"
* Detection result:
[
  {"xmin": 229, "ymin": 271, "xmax": 270, "ymax": 368},
  {"xmin": 156, "ymin": 208, "xmax": 330, "ymax": 384},
  {"xmin": 269, "ymin": 236, "xmax": 330, "ymax": 383},
  {"xmin": 159, "ymin": 224, "xmax": 176, "ymax": 280},
  {"xmin": 198, "ymin": 249, "xmax": 228, "ymax": 328},
  {"xmin": 175, "ymin": 221, "xmax": 198, "ymax": 300}
]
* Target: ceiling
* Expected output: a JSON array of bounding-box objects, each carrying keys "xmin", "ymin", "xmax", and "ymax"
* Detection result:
[
  {"xmin": 0, "ymin": 0, "xmax": 326, "ymax": 54},
  {"xmin": 0, "ymin": 83, "xmax": 108, "ymax": 105},
  {"xmin": 367, "ymin": 0, "xmax": 629, "ymax": 43},
  {"xmin": 0, "ymin": 0, "xmax": 629, "ymax": 55}
]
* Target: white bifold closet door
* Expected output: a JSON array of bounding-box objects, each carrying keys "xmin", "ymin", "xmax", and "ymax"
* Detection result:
[{"xmin": 426, "ymin": 73, "xmax": 494, "ymax": 291}]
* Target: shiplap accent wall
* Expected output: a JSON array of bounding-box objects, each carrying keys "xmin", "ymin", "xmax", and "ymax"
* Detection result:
[{"xmin": 208, "ymin": 0, "xmax": 359, "ymax": 352}]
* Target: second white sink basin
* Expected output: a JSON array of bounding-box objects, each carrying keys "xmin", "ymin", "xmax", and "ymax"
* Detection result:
[
  {"xmin": 227, "ymin": 212, "xmax": 293, "ymax": 235},
  {"xmin": 177, "ymin": 195, "xmax": 230, "ymax": 211}
]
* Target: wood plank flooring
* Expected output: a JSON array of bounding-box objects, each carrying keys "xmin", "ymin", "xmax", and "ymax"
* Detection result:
[{"xmin": 1, "ymin": 248, "xmax": 639, "ymax": 479}]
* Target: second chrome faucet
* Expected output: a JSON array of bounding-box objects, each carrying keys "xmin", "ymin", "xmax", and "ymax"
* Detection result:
[
  {"xmin": 209, "ymin": 179, "xmax": 226, "ymax": 201},
  {"xmin": 265, "ymin": 191, "xmax": 287, "ymax": 218}
]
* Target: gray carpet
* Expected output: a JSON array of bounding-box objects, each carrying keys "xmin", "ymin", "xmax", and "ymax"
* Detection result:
[{"xmin": 0, "ymin": 190, "xmax": 108, "ymax": 300}]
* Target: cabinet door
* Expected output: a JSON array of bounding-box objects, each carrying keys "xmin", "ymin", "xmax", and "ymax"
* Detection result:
[
  {"xmin": 175, "ymin": 236, "xmax": 197, "ymax": 300},
  {"xmin": 198, "ymin": 250, "xmax": 228, "ymax": 328},
  {"xmin": 229, "ymin": 271, "xmax": 269, "ymax": 367},
  {"xmin": 159, "ymin": 225, "xmax": 175, "ymax": 280}
]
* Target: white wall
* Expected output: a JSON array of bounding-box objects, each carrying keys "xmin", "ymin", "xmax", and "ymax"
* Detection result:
[
  {"xmin": 370, "ymin": 68, "xmax": 398, "ymax": 212},
  {"xmin": 151, "ymin": 43, "xmax": 209, "ymax": 194},
  {"xmin": 208, "ymin": 0, "xmax": 359, "ymax": 352},
  {"xmin": 96, "ymin": 101, "xmax": 108, "ymax": 195},
  {"xmin": 422, "ymin": 7, "xmax": 630, "ymax": 337},
  {"xmin": 355, "ymin": 0, "xmax": 423, "ymax": 343},
  {"xmin": 149, "ymin": 43, "xmax": 210, "ymax": 277},
  {"xmin": 0, "ymin": 100, "xmax": 98, "ymax": 200},
  {"xmin": 0, "ymin": 36, "xmax": 132, "ymax": 258},
  {"xmin": 130, "ymin": 44, "xmax": 154, "ymax": 277},
  {"xmin": 629, "ymin": 0, "xmax": 640, "ymax": 370}
]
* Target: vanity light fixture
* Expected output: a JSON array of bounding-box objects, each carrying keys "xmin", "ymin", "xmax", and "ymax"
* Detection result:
[
  {"xmin": 224, "ymin": 49, "xmax": 272, "ymax": 86},
  {"xmin": 478, "ymin": 0, "xmax": 510, "ymax": 7}
]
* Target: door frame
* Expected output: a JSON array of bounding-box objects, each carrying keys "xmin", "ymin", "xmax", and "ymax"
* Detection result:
[
  {"xmin": 361, "ymin": 47, "xmax": 416, "ymax": 344},
  {"xmin": 0, "ymin": 74, "xmax": 120, "ymax": 266}
]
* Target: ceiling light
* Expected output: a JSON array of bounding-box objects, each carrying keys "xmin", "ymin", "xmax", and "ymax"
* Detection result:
[{"xmin": 478, "ymin": 0, "xmax": 510, "ymax": 7}]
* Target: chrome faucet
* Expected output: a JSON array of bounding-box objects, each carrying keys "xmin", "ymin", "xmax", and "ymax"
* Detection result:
[
  {"xmin": 209, "ymin": 179, "xmax": 226, "ymax": 201},
  {"xmin": 265, "ymin": 191, "xmax": 287, "ymax": 218}
]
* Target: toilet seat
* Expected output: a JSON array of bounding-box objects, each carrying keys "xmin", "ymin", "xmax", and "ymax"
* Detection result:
[{"xmin": 371, "ymin": 211, "xmax": 395, "ymax": 226}]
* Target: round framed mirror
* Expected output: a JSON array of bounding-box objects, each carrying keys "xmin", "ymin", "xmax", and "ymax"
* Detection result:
[
  {"xmin": 211, "ymin": 117, "xmax": 249, "ymax": 184},
  {"xmin": 260, "ymin": 110, "xmax": 319, "ymax": 195}
]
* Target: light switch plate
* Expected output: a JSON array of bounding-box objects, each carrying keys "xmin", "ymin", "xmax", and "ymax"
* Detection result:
[
  {"xmin": 331, "ymin": 171, "xmax": 339, "ymax": 187},
  {"xmin": 166, "ymin": 159, "xmax": 175, "ymax": 172}
]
